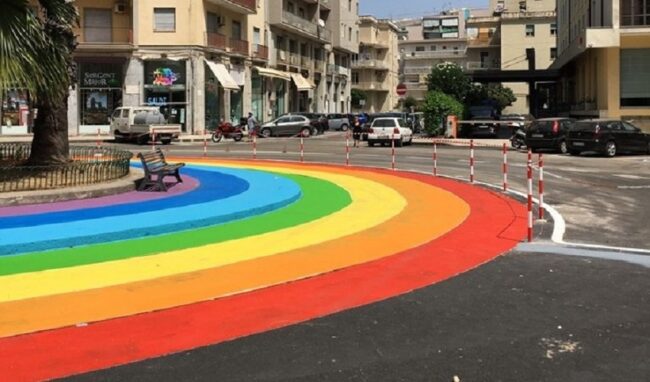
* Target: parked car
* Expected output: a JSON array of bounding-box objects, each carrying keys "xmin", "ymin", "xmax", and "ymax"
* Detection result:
[
  {"xmin": 525, "ymin": 117, "xmax": 575, "ymax": 154},
  {"xmin": 259, "ymin": 115, "xmax": 313, "ymax": 138},
  {"xmin": 290, "ymin": 113, "xmax": 328, "ymax": 135},
  {"xmin": 326, "ymin": 113, "xmax": 351, "ymax": 131},
  {"xmin": 367, "ymin": 117, "xmax": 413, "ymax": 147},
  {"xmin": 567, "ymin": 119, "xmax": 650, "ymax": 157},
  {"xmin": 110, "ymin": 106, "xmax": 181, "ymax": 145}
]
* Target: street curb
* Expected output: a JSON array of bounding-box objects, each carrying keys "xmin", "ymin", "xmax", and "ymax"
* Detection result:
[{"xmin": 0, "ymin": 170, "xmax": 143, "ymax": 207}]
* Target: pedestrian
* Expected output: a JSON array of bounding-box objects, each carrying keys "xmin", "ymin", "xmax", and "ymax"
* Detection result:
[
  {"xmin": 246, "ymin": 112, "xmax": 257, "ymax": 141},
  {"xmin": 352, "ymin": 115, "xmax": 362, "ymax": 148}
]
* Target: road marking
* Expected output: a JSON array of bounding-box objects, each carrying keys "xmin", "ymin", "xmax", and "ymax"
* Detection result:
[
  {"xmin": 517, "ymin": 243, "xmax": 650, "ymax": 268},
  {"xmin": 617, "ymin": 185, "xmax": 650, "ymax": 189},
  {"xmin": 613, "ymin": 174, "xmax": 648, "ymax": 180}
]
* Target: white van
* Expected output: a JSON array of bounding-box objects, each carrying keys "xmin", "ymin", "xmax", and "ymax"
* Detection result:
[{"xmin": 110, "ymin": 106, "xmax": 181, "ymax": 144}]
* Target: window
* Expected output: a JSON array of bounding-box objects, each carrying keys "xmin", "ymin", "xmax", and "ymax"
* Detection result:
[
  {"xmin": 232, "ymin": 21, "xmax": 242, "ymax": 40},
  {"xmin": 287, "ymin": 2, "xmax": 294, "ymax": 13},
  {"xmin": 550, "ymin": 47, "xmax": 557, "ymax": 59},
  {"xmin": 206, "ymin": 12, "xmax": 221, "ymax": 33},
  {"xmin": 348, "ymin": 27, "xmax": 352, "ymax": 41},
  {"xmin": 415, "ymin": 46, "xmax": 425, "ymax": 51},
  {"xmin": 430, "ymin": 46, "xmax": 437, "ymax": 51},
  {"xmin": 519, "ymin": 1, "xmax": 527, "ymax": 12},
  {"xmin": 550, "ymin": 23, "xmax": 557, "ymax": 36},
  {"xmin": 621, "ymin": 48, "xmax": 650, "ymax": 106},
  {"xmin": 525, "ymin": 24, "xmax": 535, "ymax": 37},
  {"xmin": 84, "ymin": 9, "xmax": 112, "ymax": 42},
  {"xmin": 154, "ymin": 8, "xmax": 175, "ymax": 32},
  {"xmin": 253, "ymin": 27, "xmax": 261, "ymax": 46},
  {"xmin": 348, "ymin": 0, "xmax": 352, "ymax": 11},
  {"xmin": 621, "ymin": 0, "xmax": 650, "ymax": 26}
]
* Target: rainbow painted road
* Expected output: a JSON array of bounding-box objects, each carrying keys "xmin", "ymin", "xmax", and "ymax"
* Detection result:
[{"xmin": 0, "ymin": 159, "xmax": 527, "ymax": 381}]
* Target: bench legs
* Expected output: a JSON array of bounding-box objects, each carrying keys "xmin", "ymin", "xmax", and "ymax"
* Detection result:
[{"xmin": 139, "ymin": 173, "xmax": 170, "ymax": 191}]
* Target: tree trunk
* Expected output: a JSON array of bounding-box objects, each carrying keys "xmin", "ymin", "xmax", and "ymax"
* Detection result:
[{"xmin": 27, "ymin": 92, "xmax": 70, "ymax": 165}]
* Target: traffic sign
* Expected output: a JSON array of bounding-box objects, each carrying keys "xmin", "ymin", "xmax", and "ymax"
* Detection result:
[{"xmin": 396, "ymin": 83, "xmax": 407, "ymax": 96}]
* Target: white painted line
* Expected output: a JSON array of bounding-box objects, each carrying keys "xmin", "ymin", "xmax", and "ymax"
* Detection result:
[
  {"xmin": 613, "ymin": 174, "xmax": 648, "ymax": 180},
  {"xmin": 617, "ymin": 185, "xmax": 650, "ymax": 189}
]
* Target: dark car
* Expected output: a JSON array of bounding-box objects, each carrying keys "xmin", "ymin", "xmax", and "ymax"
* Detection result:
[
  {"xmin": 567, "ymin": 119, "xmax": 650, "ymax": 157},
  {"xmin": 525, "ymin": 118, "xmax": 575, "ymax": 154},
  {"xmin": 290, "ymin": 113, "xmax": 328, "ymax": 135}
]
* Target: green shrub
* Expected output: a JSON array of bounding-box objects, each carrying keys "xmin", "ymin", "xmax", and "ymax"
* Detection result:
[{"xmin": 422, "ymin": 91, "xmax": 464, "ymax": 136}]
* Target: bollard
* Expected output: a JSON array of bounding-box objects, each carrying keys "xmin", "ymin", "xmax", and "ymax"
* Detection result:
[
  {"xmin": 96, "ymin": 128, "xmax": 101, "ymax": 150},
  {"xmin": 527, "ymin": 149, "xmax": 533, "ymax": 242},
  {"xmin": 503, "ymin": 143, "xmax": 508, "ymax": 192},
  {"xmin": 538, "ymin": 153, "xmax": 544, "ymax": 220},
  {"xmin": 300, "ymin": 136, "xmax": 304, "ymax": 163},
  {"xmin": 469, "ymin": 139, "xmax": 475, "ymax": 183},
  {"xmin": 345, "ymin": 131, "xmax": 350, "ymax": 167},
  {"xmin": 203, "ymin": 131, "xmax": 207, "ymax": 158},
  {"xmin": 433, "ymin": 143, "xmax": 437, "ymax": 176},
  {"xmin": 151, "ymin": 129, "xmax": 157, "ymax": 152},
  {"xmin": 391, "ymin": 133, "xmax": 396, "ymax": 171},
  {"xmin": 253, "ymin": 134, "xmax": 257, "ymax": 160}
]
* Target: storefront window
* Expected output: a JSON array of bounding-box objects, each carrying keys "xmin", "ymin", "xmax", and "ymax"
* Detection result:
[
  {"xmin": 1, "ymin": 90, "xmax": 30, "ymax": 127},
  {"xmin": 144, "ymin": 60, "xmax": 188, "ymax": 132},
  {"xmin": 78, "ymin": 62, "xmax": 123, "ymax": 129},
  {"xmin": 205, "ymin": 72, "xmax": 221, "ymax": 131},
  {"xmin": 621, "ymin": 49, "xmax": 650, "ymax": 107},
  {"xmin": 251, "ymin": 74, "xmax": 264, "ymax": 122},
  {"xmin": 230, "ymin": 91, "xmax": 243, "ymax": 123},
  {"xmin": 273, "ymin": 79, "xmax": 285, "ymax": 119}
]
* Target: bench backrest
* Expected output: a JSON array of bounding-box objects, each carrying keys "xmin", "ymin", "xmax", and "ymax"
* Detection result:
[{"xmin": 138, "ymin": 148, "xmax": 168, "ymax": 172}]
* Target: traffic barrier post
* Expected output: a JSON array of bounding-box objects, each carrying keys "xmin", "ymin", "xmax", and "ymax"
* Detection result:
[
  {"xmin": 345, "ymin": 131, "xmax": 350, "ymax": 167},
  {"xmin": 151, "ymin": 129, "xmax": 157, "ymax": 152},
  {"xmin": 391, "ymin": 133, "xmax": 396, "ymax": 171},
  {"xmin": 469, "ymin": 139, "xmax": 475, "ymax": 183},
  {"xmin": 300, "ymin": 136, "xmax": 304, "ymax": 163},
  {"xmin": 253, "ymin": 134, "xmax": 257, "ymax": 160},
  {"xmin": 527, "ymin": 149, "xmax": 533, "ymax": 242},
  {"xmin": 96, "ymin": 128, "xmax": 101, "ymax": 150},
  {"xmin": 202, "ymin": 131, "xmax": 207, "ymax": 158},
  {"xmin": 503, "ymin": 143, "xmax": 508, "ymax": 191},
  {"xmin": 433, "ymin": 143, "xmax": 437, "ymax": 176},
  {"xmin": 538, "ymin": 153, "xmax": 545, "ymax": 220}
]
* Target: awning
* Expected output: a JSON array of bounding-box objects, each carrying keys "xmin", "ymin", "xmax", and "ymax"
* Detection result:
[
  {"xmin": 305, "ymin": 77, "xmax": 317, "ymax": 88},
  {"xmin": 291, "ymin": 73, "xmax": 314, "ymax": 91},
  {"xmin": 254, "ymin": 66, "xmax": 291, "ymax": 81},
  {"xmin": 205, "ymin": 59, "xmax": 240, "ymax": 90}
]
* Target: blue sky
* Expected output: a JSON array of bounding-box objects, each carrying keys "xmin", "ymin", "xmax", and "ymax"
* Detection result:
[{"xmin": 360, "ymin": 0, "xmax": 488, "ymax": 19}]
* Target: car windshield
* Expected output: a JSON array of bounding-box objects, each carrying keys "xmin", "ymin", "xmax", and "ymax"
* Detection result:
[{"xmin": 373, "ymin": 119, "xmax": 396, "ymax": 127}]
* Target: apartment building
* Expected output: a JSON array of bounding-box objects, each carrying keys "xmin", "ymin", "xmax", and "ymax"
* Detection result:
[
  {"xmin": 0, "ymin": 0, "xmax": 358, "ymax": 136},
  {"xmin": 396, "ymin": 12, "xmax": 469, "ymax": 101},
  {"xmin": 553, "ymin": 0, "xmax": 650, "ymax": 130},
  {"xmin": 351, "ymin": 16, "xmax": 400, "ymax": 113}
]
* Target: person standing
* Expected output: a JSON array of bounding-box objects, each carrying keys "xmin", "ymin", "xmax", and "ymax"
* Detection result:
[
  {"xmin": 246, "ymin": 112, "xmax": 257, "ymax": 140},
  {"xmin": 352, "ymin": 115, "xmax": 362, "ymax": 148}
]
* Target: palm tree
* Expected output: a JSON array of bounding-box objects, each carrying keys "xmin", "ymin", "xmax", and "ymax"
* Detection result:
[{"xmin": 0, "ymin": 0, "xmax": 77, "ymax": 165}]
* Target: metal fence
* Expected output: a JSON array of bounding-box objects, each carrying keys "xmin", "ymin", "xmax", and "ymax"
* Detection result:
[{"xmin": 0, "ymin": 145, "xmax": 133, "ymax": 192}]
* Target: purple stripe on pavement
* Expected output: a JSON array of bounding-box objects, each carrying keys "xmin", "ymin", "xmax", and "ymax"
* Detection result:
[{"xmin": 0, "ymin": 176, "xmax": 199, "ymax": 218}]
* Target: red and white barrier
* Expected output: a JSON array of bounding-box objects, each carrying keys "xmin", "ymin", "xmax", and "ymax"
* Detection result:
[
  {"xmin": 527, "ymin": 149, "xmax": 533, "ymax": 242},
  {"xmin": 391, "ymin": 134, "xmax": 396, "ymax": 171},
  {"xmin": 152, "ymin": 129, "xmax": 157, "ymax": 152},
  {"xmin": 469, "ymin": 139, "xmax": 475, "ymax": 183},
  {"xmin": 300, "ymin": 136, "xmax": 304, "ymax": 163},
  {"xmin": 345, "ymin": 132, "xmax": 350, "ymax": 167},
  {"xmin": 502, "ymin": 143, "xmax": 508, "ymax": 191},
  {"xmin": 96, "ymin": 128, "xmax": 101, "ymax": 150},
  {"xmin": 252, "ymin": 134, "xmax": 257, "ymax": 160},
  {"xmin": 202, "ymin": 131, "xmax": 207, "ymax": 157},
  {"xmin": 433, "ymin": 143, "xmax": 438, "ymax": 176},
  {"xmin": 538, "ymin": 153, "xmax": 544, "ymax": 220}
]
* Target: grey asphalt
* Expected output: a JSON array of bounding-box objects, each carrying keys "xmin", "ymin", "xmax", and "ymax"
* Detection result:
[{"xmin": 64, "ymin": 134, "xmax": 650, "ymax": 381}]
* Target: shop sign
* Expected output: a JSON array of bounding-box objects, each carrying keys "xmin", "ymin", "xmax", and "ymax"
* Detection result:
[
  {"xmin": 78, "ymin": 63, "xmax": 123, "ymax": 88},
  {"xmin": 153, "ymin": 68, "xmax": 180, "ymax": 86}
]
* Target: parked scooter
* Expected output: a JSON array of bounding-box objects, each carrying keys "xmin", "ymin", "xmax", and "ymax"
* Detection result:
[
  {"xmin": 510, "ymin": 127, "xmax": 527, "ymax": 149},
  {"xmin": 212, "ymin": 120, "xmax": 244, "ymax": 143}
]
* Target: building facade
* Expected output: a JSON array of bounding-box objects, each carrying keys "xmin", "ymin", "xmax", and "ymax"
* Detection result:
[
  {"xmin": 351, "ymin": 16, "xmax": 400, "ymax": 113},
  {"xmin": 553, "ymin": 0, "xmax": 650, "ymax": 130},
  {"xmin": 0, "ymin": 0, "xmax": 358, "ymax": 136}
]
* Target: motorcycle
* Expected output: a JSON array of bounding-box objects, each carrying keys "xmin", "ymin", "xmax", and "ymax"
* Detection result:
[
  {"xmin": 510, "ymin": 127, "xmax": 527, "ymax": 149},
  {"xmin": 212, "ymin": 121, "xmax": 244, "ymax": 143}
]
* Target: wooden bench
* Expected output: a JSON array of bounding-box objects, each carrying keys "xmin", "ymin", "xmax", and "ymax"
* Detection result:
[{"xmin": 137, "ymin": 148, "xmax": 185, "ymax": 191}]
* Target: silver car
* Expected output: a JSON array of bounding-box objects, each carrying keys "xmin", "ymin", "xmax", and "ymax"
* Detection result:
[
  {"xmin": 259, "ymin": 115, "xmax": 313, "ymax": 138},
  {"xmin": 327, "ymin": 114, "xmax": 351, "ymax": 131}
]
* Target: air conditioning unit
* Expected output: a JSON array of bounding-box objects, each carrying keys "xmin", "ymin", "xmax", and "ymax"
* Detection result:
[
  {"xmin": 279, "ymin": 50, "xmax": 286, "ymax": 61},
  {"xmin": 114, "ymin": 2, "xmax": 127, "ymax": 14},
  {"xmin": 216, "ymin": 16, "xmax": 225, "ymax": 27}
]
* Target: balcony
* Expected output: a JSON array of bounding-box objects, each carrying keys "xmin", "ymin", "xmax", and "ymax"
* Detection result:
[
  {"xmin": 300, "ymin": 55, "xmax": 312, "ymax": 70},
  {"xmin": 320, "ymin": 0, "xmax": 331, "ymax": 9},
  {"xmin": 206, "ymin": 0, "xmax": 256, "ymax": 14},
  {"xmin": 75, "ymin": 27, "xmax": 133, "ymax": 51},
  {"xmin": 317, "ymin": 26, "xmax": 332, "ymax": 43},
  {"xmin": 270, "ymin": 10, "xmax": 324, "ymax": 42},
  {"xmin": 403, "ymin": 49, "xmax": 467, "ymax": 60},
  {"xmin": 326, "ymin": 64, "xmax": 336, "ymax": 75},
  {"xmin": 207, "ymin": 32, "xmax": 228, "ymax": 51},
  {"xmin": 352, "ymin": 81, "xmax": 390, "ymax": 92},
  {"xmin": 289, "ymin": 52, "xmax": 301, "ymax": 66},
  {"xmin": 403, "ymin": 66, "xmax": 432, "ymax": 75},
  {"xmin": 314, "ymin": 59, "xmax": 326, "ymax": 73},
  {"xmin": 467, "ymin": 33, "xmax": 500, "ymax": 48},
  {"xmin": 252, "ymin": 44, "xmax": 269, "ymax": 60},
  {"xmin": 336, "ymin": 65, "xmax": 349, "ymax": 76},
  {"xmin": 277, "ymin": 50, "xmax": 289, "ymax": 64},
  {"xmin": 230, "ymin": 38, "xmax": 249, "ymax": 56},
  {"xmin": 465, "ymin": 61, "xmax": 500, "ymax": 71},
  {"xmin": 351, "ymin": 59, "xmax": 388, "ymax": 70}
]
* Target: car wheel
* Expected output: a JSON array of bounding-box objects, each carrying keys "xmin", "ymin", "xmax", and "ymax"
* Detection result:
[
  {"xmin": 340, "ymin": 124, "xmax": 349, "ymax": 132},
  {"xmin": 605, "ymin": 141, "xmax": 617, "ymax": 157},
  {"xmin": 211, "ymin": 130, "xmax": 223, "ymax": 143},
  {"xmin": 136, "ymin": 134, "xmax": 149, "ymax": 145},
  {"xmin": 301, "ymin": 128, "xmax": 312, "ymax": 138},
  {"xmin": 368, "ymin": 140, "xmax": 375, "ymax": 147},
  {"xmin": 260, "ymin": 128, "xmax": 272, "ymax": 138},
  {"xmin": 558, "ymin": 140, "xmax": 568, "ymax": 154},
  {"xmin": 311, "ymin": 127, "xmax": 319, "ymax": 136},
  {"xmin": 569, "ymin": 150, "xmax": 581, "ymax": 156}
]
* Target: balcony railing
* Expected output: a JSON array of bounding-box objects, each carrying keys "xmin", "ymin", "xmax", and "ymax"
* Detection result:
[
  {"xmin": 317, "ymin": 26, "xmax": 332, "ymax": 42},
  {"xmin": 281, "ymin": 11, "xmax": 318, "ymax": 37},
  {"xmin": 351, "ymin": 59, "xmax": 388, "ymax": 70},
  {"xmin": 289, "ymin": 52, "xmax": 301, "ymax": 66},
  {"xmin": 403, "ymin": 66, "xmax": 432, "ymax": 75},
  {"xmin": 352, "ymin": 81, "xmax": 390, "ymax": 91},
  {"xmin": 336, "ymin": 65, "xmax": 349, "ymax": 76},
  {"xmin": 252, "ymin": 44, "xmax": 269, "ymax": 60},
  {"xmin": 207, "ymin": 32, "xmax": 228, "ymax": 51},
  {"xmin": 467, "ymin": 33, "xmax": 500, "ymax": 47},
  {"xmin": 326, "ymin": 64, "xmax": 336, "ymax": 75},
  {"xmin": 230, "ymin": 38, "xmax": 249, "ymax": 55},
  {"xmin": 465, "ymin": 61, "xmax": 500, "ymax": 70},
  {"xmin": 403, "ymin": 49, "xmax": 467, "ymax": 59},
  {"xmin": 277, "ymin": 50, "xmax": 288, "ymax": 63},
  {"xmin": 301, "ymin": 55, "xmax": 312, "ymax": 69},
  {"xmin": 314, "ymin": 59, "xmax": 326, "ymax": 72},
  {"xmin": 320, "ymin": 0, "xmax": 331, "ymax": 8},
  {"xmin": 75, "ymin": 27, "xmax": 132, "ymax": 45}
]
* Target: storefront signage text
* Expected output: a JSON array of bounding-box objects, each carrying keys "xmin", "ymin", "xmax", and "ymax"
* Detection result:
[
  {"xmin": 83, "ymin": 72, "xmax": 119, "ymax": 87},
  {"xmin": 153, "ymin": 68, "xmax": 179, "ymax": 86}
]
